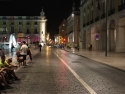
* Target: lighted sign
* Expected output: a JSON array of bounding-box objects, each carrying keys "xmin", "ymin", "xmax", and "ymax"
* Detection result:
[
  {"xmin": 18, "ymin": 33, "xmax": 24, "ymax": 37},
  {"xmin": 95, "ymin": 34, "xmax": 99, "ymax": 40}
]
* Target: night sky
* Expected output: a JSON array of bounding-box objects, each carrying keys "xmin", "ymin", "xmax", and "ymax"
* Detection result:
[{"xmin": 0, "ymin": 0, "xmax": 80, "ymax": 39}]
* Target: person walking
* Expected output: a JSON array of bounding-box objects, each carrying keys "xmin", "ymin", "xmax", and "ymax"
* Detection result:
[
  {"xmin": 90, "ymin": 44, "xmax": 92, "ymax": 51},
  {"xmin": 0, "ymin": 49, "xmax": 5, "ymax": 57},
  {"xmin": 27, "ymin": 47, "xmax": 33, "ymax": 64},
  {"xmin": 77, "ymin": 46, "xmax": 79, "ymax": 51},
  {"xmin": 39, "ymin": 44, "xmax": 42, "ymax": 52},
  {"xmin": 11, "ymin": 43, "xmax": 14, "ymax": 52},
  {"xmin": 20, "ymin": 41, "xmax": 28, "ymax": 67}
]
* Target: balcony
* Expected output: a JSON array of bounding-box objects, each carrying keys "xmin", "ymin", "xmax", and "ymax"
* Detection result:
[
  {"xmin": 108, "ymin": 9, "xmax": 115, "ymax": 16},
  {"xmin": 95, "ymin": 16, "xmax": 99, "ymax": 22},
  {"xmin": 118, "ymin": 3, "xmax": 125, "ymax": 12},
  {"xmin": 101, "ymin": 13, "xmax": 105, "ymax": 19}
]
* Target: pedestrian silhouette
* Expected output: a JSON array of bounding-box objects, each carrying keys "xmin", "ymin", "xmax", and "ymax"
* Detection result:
[
  {"xmin": 27, "ymin": 47, "xmax": 33, "ymax": 64},
  {"xmin": 90, "ymin": 44, "xmax": 92, "ymax": 51},
  {"xmin": 11, "ymin": 43, "xmax": 14, "ymax": 52},
  {"xmin": 39, "ymin": 44, "xmax": 42, "ymax": 52}
]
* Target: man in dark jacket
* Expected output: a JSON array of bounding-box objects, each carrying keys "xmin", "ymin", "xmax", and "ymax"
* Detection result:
[
  {"xmin": 0, "ymin": 49, "xmax": 5, "ymax": 57},
  {"xmin": 39, "ymin": 44, "xmax": 42, "ymax": 52}
]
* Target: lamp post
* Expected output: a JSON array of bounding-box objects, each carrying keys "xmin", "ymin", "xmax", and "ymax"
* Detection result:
[
  {"xmin": 72, "ymin": 2, "xmax": 76, "ymax": 50},
  {"xmin": 72, "ymin": 10, "xmax": 75, "ymax": 49},
  {"xmin": 105, "ymin": 0, "xmax": 107, "ymax": 56}
]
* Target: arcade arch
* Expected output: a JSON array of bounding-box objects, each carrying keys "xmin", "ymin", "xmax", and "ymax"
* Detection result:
[
  {"xmin": 86, "ymin": 29, "xmax": 91, "ymax": 48},
  {"xmin": 117, "ymin": 16, "xmax": 125, "ymax": 52},
  {"xmin": 101, "ymin": 23, "xmax": 106, "ymax": 50},
  {"xmin": 109, "ymin": 20, "xmax": 116, "ymax": 51},
  {"xmin": 91, "ymin": 26, "xmax": 95, "ymax": 49}
]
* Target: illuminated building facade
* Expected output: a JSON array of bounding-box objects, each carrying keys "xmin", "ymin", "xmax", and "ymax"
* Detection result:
[
  {"xmin": 0, "ymin": 8, "xmax": 47, "ymax": 49},
  {"xmin": 58, "ymin": 20, "xmax": 66, "ymax": 44},
  {"xmin": 80, "ymin": 0, "xmax": 125, "ymax": 52},
  {"xmin": 59, "ymin": 2, "xmax": 80, "ymax": 48}
]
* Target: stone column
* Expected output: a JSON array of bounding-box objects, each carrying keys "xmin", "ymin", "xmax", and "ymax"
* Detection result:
[{"xmin": 115, "ymin": 25, "xmax": 125, "ymax": 52}]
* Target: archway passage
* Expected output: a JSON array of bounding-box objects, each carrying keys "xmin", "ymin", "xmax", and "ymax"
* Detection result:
[
  {"xmin": 109, "ymin": 20, "xmax": 116, "ymax": 51},
  {"xmin": 117, "ymin": 17, "xmax": 125, "ymax": 52},
  {"xmin": 101, "ymin": 23, "xmax": 106, "ymax": 51},
  {"xmin": 86, "ymin": 29, "xmax": 91, "ymax": 48}
]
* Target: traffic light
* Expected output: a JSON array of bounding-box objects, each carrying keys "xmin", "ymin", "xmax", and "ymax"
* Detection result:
[{"xmin": 63, "ymin": 38, "xmax": 66, "ymax": 42}]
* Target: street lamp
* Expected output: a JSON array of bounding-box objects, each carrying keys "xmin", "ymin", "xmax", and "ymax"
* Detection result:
[
  {"xmin": 72, "ymin": 10, "xmax": 75, "ymax": 51},
  {"xmin": 72, "ymin": 2, "xmax": 76, "ymax": 49},
  {"xmin": 72, "ymin": 12, "xmax": 75, "ymax": 44}
]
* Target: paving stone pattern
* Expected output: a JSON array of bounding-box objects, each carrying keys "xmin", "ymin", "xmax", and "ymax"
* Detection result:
[
  {"xmin": 1, "ymin": 48, "xmax": 90, "ymax": 94},
  {"xmin": 57, "ymin": 50, "xmax": 125, "ymax": 94}
]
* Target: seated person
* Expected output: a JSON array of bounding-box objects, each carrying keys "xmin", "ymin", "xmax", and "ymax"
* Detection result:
[
  {"xmin": 0, "ymin": 70, "xmax": 11, "ymax": 89},
  {"xmin": 0, "ymin": 55, "xmax": 20, "ymax": 80},
  {"xmin": 16, "ymin": 51, "xmax": 23, "ymax": 66},
  {"xmin": 6, "ymin": 58, "xmax": 18, "ymax": 69}
]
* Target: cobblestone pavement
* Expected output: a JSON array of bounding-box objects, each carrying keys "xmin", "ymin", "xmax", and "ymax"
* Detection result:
[
  {"xmin": 1, "ymin": 46, "xmax": 125, "ymax": 94},
  {"xmin": 56, "ymin": 49, "xmax": 125, "ymax": 94},
  {"xmin": 1, "ymin": 47, "xmax": 90, "ymax": 94}
]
